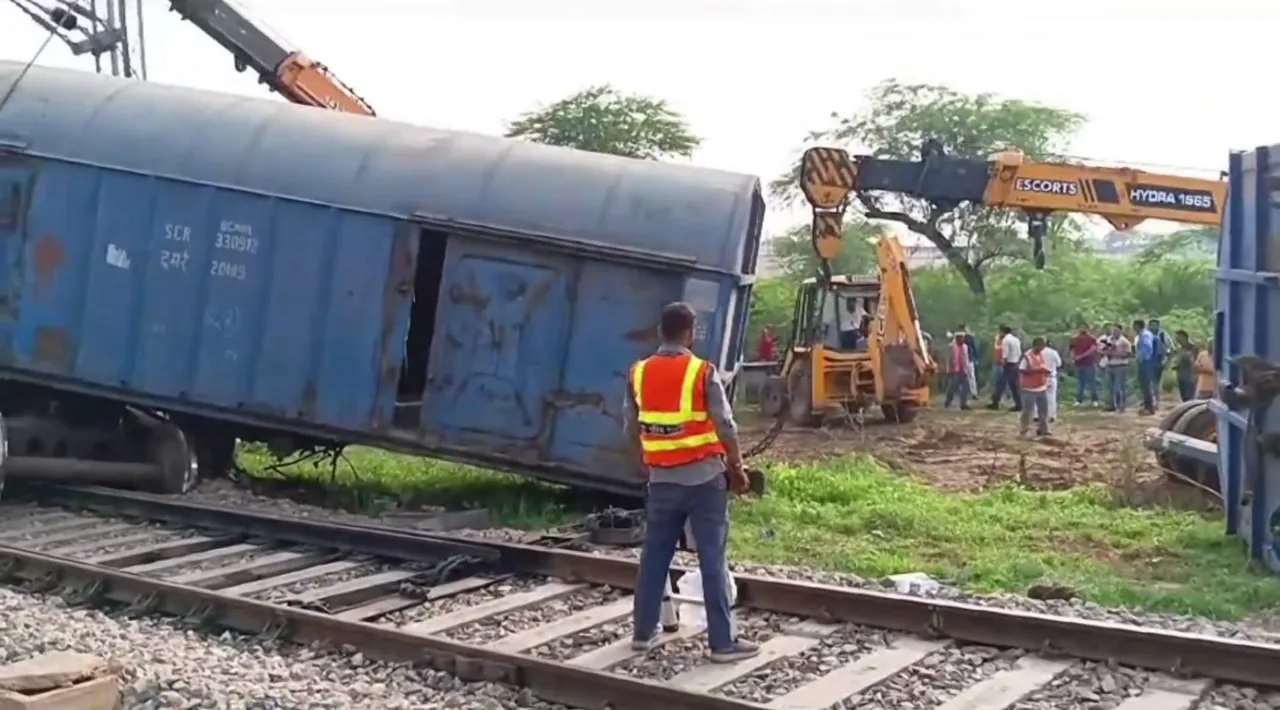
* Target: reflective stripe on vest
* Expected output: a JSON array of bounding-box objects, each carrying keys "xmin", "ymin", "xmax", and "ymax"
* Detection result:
[{"xmin": 631, "ymin": 354, "xmax": 725, "ymax": 465}]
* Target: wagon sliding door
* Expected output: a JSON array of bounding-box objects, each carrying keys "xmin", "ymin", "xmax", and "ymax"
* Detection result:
[{"xmin": 420, "ymin": 239, "xmax": 572, "ymax": 460}]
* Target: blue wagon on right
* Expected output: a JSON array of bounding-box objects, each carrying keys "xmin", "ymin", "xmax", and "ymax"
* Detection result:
[{"xmin": 1147, "ymin": 145, "xmax": 1280, "ymax": 572}]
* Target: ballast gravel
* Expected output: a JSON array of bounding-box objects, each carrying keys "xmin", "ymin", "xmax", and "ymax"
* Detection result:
[
  {"xmin": 152, "ymin": 546, "xmax": 279, "ymax": 579},
  {"xmin": 1006, "ymin": 662, "xmax": 1149, "ymax": 710},
  {"xmin": 715, "ymin": 625, "xmax": 887, "ymax": 703},
  {"xmin": 612, "ymin": 610, "xmax": 793, "ymax": 682},
  {"xmin": 384, "ymin": 576, "xmax": 546, "ymax": 627},
  {"xmin": 842, "ymin": 644, "xmax": 1017, "ymax": 710},
  {"xmin": 0, "ymin": 585, "xmax": 574, "ymax": 710},
  {"xmin": 443, "ymin": 588, "xmax": 626, "ymax": 644},
  {"xmin": 249, "ymin": 560, "xmax": 385, "ymax": 601},
  {"xmin": 1203, "ymin": 684, "xmax": 1280, "ymax": 710}
]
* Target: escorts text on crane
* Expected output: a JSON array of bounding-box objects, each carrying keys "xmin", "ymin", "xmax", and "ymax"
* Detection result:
[{"xmin": 799, "ymin": 140, "xmax": 1227, "ymax": 270}]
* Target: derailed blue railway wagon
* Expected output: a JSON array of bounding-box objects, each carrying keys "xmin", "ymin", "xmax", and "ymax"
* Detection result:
[{"xmin": 0, "ymin": 62, "xmax": 764, "ymax": 497}]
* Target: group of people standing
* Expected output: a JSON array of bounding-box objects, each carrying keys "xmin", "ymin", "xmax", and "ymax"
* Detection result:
[
  {"xmin": 1063, "ymin": 319, "xmax": 1215, "ymax": 413},
  {"xmin": 940, "ymin": 325, "xmax": 1060, "ymax": 436},
  {"xmin": 939, "ymin": 319, "xmax": 1217, "ymax": 435}
]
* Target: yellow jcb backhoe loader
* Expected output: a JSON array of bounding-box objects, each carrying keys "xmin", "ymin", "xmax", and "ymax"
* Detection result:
[{"xmin": 758, "ymin": 151, "xmax": 936, "ymax": 426}]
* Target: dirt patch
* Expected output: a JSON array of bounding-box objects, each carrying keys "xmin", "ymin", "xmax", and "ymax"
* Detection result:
[{"xmin": 739, "ymin": 404, "xmax": 1185, "ymax": 496}]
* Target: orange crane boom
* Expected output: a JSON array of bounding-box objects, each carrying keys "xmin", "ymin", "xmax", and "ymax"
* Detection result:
[{"xmin": 168, "ymin": 0, "xmax": 375, "ymax": 115}]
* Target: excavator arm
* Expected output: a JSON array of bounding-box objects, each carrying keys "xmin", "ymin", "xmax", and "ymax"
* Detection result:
[
  {"xmin": 168, "ymin": 0, "xmax": 375, "ymax": 115},
  {"xmin": 799, "ymin": 142, "xmax": 1226, "ymax": 270},
  {"xmin": 868, "ymin": 235, "xmax": 936, "ymax": 401}
]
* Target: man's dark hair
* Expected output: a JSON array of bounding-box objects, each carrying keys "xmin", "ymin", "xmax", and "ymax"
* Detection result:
[
  {"xmin": 1032, "ymin": 336, "xmax": 1046, "ymax": 347},
  {"xmin": 1149, "ymin": 318, "xmax": 1161, "ymax": 327},
  {"xmin": 998, "ymin": 325, "xmax": 1011, "ymax": 335},
  {"xmin": 956, "ymin": 323, "xmax": 966, "ymax": 330},
  {"xmin": 1133, "ymin": 319, "xmax": 1146, "ymax": 329},
  {"xmin": 1175, "ymin": 329, "xmax": 1189, "ymax": 340},
  {"xmin": 659, "ymin": 302, "xmax": 696, "ymax": 342}
]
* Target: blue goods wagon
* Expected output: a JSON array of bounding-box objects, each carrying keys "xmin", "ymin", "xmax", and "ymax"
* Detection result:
[
  {"xmin": 0, "ymin": 62, "xmax": 764, "ymax": 497},
  {"xmin": 1145, "ymin": 145, "xmax": 1280, "ymax": 573}
]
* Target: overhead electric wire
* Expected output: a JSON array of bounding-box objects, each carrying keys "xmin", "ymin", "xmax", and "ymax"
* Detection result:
[{"xmin": 0, "ymin": 22, "xmax": 57, "ymax": 115}]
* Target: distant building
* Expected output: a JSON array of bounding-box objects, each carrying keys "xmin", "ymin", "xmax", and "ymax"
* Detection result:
[{"xmin": 1089, "ymin": 229, "xmax": 1215, "ymax": 260}]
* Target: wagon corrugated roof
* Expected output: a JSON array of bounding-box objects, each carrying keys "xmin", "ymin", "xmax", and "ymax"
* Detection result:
[{"xmin": 0, "ymin": 62, "xmax": 761, "ymax": 274}]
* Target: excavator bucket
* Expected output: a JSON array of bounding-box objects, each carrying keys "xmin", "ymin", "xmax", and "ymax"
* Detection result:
[{"xmin": 800, "ymin": 147, "xmax": 856, "ymax": 209}]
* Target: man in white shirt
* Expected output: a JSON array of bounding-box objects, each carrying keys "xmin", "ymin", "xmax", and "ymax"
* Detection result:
[
  {"xmin": 837, "ymin": 298, "xmax": 865, "ymax": 350},
  {"xmin": 987, "ymin": 325, "xmax": 1023, "ymax": 411},
  {"xmin": 1041, "ymin": 339, "xmax": 1063, "ymax": 422}
]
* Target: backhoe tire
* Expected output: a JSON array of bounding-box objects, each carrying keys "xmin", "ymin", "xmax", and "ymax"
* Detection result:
[
  {"xmin": 759, "ymin": 376, "xmax": 788, "ymax": 419},
  {"xmin": 787, "ymin": 360, "xmax": 821, "ymax": 427},
  {"xmin": 882, "ymin": 403, "xmax": 919, "ymax": 424}
]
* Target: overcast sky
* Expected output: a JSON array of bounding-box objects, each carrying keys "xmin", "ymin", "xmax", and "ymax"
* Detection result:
[{"xmin": 1, "ymin": 0, "xmax": 1271, "ymax": 238}]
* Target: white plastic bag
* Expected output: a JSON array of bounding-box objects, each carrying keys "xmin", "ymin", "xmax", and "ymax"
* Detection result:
[{"xmin": 675, "ymin": 569, "xmax": 738, "ymax": 630}]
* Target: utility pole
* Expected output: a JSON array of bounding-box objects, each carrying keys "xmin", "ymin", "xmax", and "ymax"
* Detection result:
[{"xmin": 6, "ymin": 0, "xmax": 148, "ymax": 79}]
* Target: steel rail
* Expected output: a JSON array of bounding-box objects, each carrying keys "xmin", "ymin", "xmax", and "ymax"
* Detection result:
[
  {"xmin": 18, "ymin": 483, "xmax": 1280, "ymax": 689},
  {"xmin": 17, "ymin": 484, "xmax": 496, "ymax": 563},
  {"xmin": 0, "ymin": 544, "xmax": 760, "ymax": 710}
]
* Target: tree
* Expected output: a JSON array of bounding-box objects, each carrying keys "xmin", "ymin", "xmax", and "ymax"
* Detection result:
[
  {"xmin": 504, "ymin": 85, "xmax": 701, "ymax": 160},
  {"xmin": 772, "ymin": 80, "xmax": 1086, "ymax": 296},
  {"xmin": 767, "ymin": 219, "xmax": 880, "ymax": 280},
  {"xmin": 1135, "ymin": 226, "xmax": 1219, "ymax": 264}
]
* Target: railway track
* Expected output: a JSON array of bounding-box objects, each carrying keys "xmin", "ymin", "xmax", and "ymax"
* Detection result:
[{"xmin": 0, "ymin": 485, "xmax": 1276, "ymax": 710}]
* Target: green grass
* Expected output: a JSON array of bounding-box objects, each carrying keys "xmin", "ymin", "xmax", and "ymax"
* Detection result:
[
  {"xmin": 238, "ymin": 446, "xmax": 1280, "ymax": 621},
  {"xmin": 732, "ymin": 457, "xmax": 1280, "ymax": 620},
  {"xmin": 237, "ymin": 444, "xmax": 574, "ymax": 530}
]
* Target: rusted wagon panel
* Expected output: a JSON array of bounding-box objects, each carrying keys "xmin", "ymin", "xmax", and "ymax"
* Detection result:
[{"xmin": 0, "ymin": 62, "xmax": 763, "ymax": 495}]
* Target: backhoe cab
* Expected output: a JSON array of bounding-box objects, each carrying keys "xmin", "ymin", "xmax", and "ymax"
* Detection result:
[{"xmin": 760, "ymin": 238, "xmax": 935, "ymax": 426}]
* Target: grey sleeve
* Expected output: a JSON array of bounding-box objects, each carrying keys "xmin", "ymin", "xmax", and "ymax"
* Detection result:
[
  {"xmin": 621, "ymin": 374, "xmax": 639, "ymax": 437},
  {"xmin": 704, "ymin": 366, "xmax": 739, "ymax": 441}
]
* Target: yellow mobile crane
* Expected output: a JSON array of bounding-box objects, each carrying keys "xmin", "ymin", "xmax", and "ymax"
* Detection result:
[{"xmin": 801, "ymin": 140, "xmax": 1226, "ymax": 270}]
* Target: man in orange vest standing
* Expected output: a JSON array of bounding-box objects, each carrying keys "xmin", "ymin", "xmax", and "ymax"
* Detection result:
[
  {"xmin": 623, "ymin": 301, "xmax": 760, "ymax": 663},
  {"xmin": 1019, "ymin": 336, "xmax": 1052, "ymax": 437}
]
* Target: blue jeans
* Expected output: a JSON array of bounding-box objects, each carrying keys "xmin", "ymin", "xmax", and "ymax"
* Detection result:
[
  {"xmin": 634, "ymin": 477, "xmax": 733, "ymax": 652},
  {"xmin": 1177, "ymin": 377, "xmax": 1197, "ymax": 402},
  {"xmin": 1075, "ymin": 365, "xmax": 1100, "ymax": 404},
  {"xmin": 1136, "ymin": 360, "xmax": 1157, "ymax": 411},
  {"xmin": 1106, "ymin": 366, "xmax": 1128, "ymax": 411}
]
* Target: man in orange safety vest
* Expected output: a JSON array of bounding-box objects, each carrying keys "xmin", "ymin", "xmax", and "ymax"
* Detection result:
[
  {"xmin": 622, "ymin": 301, "xmax": 760, "ymax": 663},
  {"xmin": 1018, "ymin": 336, "xmax": 1052, "ymax": 437}
]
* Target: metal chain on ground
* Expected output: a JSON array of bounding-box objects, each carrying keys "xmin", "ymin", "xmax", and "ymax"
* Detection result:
[{"xmin": 741, "ymin": 410, "xmax": 785, "ymax": 460}]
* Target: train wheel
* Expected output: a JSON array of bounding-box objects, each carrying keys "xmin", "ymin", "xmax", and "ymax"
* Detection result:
[
  {"xmin": 1153, "ymin": 399, "xmax": 1206, "ymax": 474},
  {"xmin": 1164, "ymin": 400, "xmax": 1219, "ymax": 493},
  {"xmin": 148, "ymin": 423, "xmax": 200, "ymax": 494}
]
